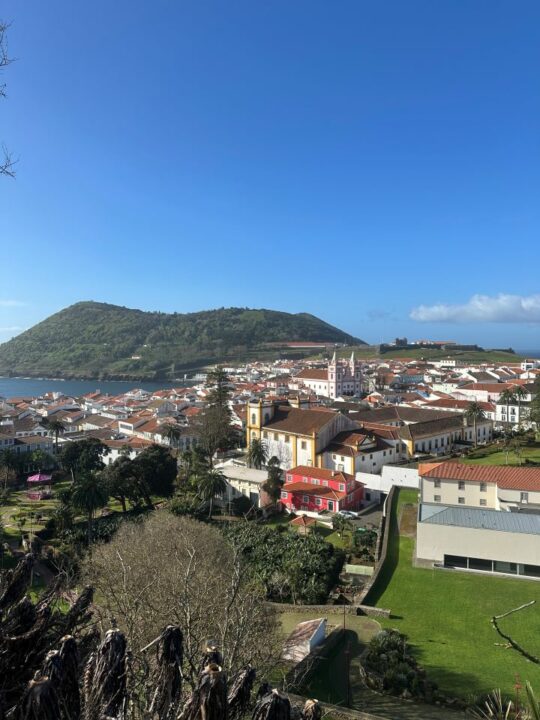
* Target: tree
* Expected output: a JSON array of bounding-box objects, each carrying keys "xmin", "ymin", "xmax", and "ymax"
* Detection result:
[
  {"xmin": 70, "ymin": 472, "xmax": 109, "ymax": 544},
  {"xmin": 511, "ymin": 436, "xmax": 523, "ymax": 465},
  {"xmin": 163, "ymin": 422, "xmax": 182, "ymax": 454},
  {"xmin": 197, "ymin": 367, "xmax": 235, "ymax": 460},
  {"xmin": 512, "ymin": 385, "xmax": 527, "ymax": 429},
  {"xmin": 103, "ymin": 455, "xmax": 138, "ymax": 513},
  {"xmin": 465, "ymin": 401, "xmax": 486, "ymax": 447},
  {"xmin": 46, "ymin": 417, "xmax": 66, "ymax": 455},
  {"xmin": 0, "ymin": 21, "xmax": 15, "ymax": 177},
  {"xmin": 531, "ymin": 377, "xmax": 540, "ymax": 437},
  {"xmin": 198, "ymin": 468, "xmax": 227, "ymax": 518},
  {"xmin": 499, "ymin": 388, "xmax": 516, "ymax": 429},
  {"xmin": 0, "ymin": 448, "xmax": 19, "ymax": 490},
  {"xmin": 60, "ymin": 438, "xmax": 109, "ymax": 481},
  {"xmin": 246, "ymin": 438, "xmax": 268, "ymax": 469},
  {"xmin": 131, "ymin": 444, "xmax": 177, "ymax": 508},
  {"xmin": 332, "ymin": 514, "xmax": 353, "ymax": 542},
  {"xmin": 261, "ymin": 456, "xmax": 283, "ymax": 504},
  {"xmin": 29, "ymin": 448, "xmax": 55, "ymax": 473},
  {"xmin": 84, "ymin": 513, "xmax": 277, "ymax": 686}
]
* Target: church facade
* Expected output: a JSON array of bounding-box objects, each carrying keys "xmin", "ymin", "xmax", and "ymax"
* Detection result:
[{"xmin": 294, "ymin": 352, "xmax": 362, "ymax": 399}]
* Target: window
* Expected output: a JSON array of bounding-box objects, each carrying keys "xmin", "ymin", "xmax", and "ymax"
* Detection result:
[
  {"xmin": 480, "ymin": 483, "xmax": 486, "ymax": 492},
  {"xmin": 315, "ymin": 497, "xmax": 322, "ymax": 506},
  {"xmin": 362, "ymin": 456, "xmax": 365, "ymax": 462},
  {"xmin": 480, "ymin": 499, "xmax": 487, "ymax": 506},
  {"xmin": 458, "ymin": 481, "xmax": 465, "ymax": 490},
  {"xmin": 434, "ymin": 495, "xmax": 441, "ymax": 502},
  {"xmin": 322, "ymin": 480, "xmax": 328, "ymax": 486},
  {"xmin": 301, "ymin": 441, "xmax": 307, "ymax": 450},
  {"xmin": 286, "ymin": 474, "xmax": 292, "ymax": 482},
  {"xmin": 251, "ymin": 413, "xmax": 256, "ymax": 425},
  {"xmin": 280, "ymin": 491, "xmax": 288, "ymax": 499},
  {"xmin": 328, "ymin": 501, "xmax": 334, "ymax": 511},
  {"xmin": 458, "ymin": 497, "xmax": 465, "ymax": 504},
  {"xmin": 302, "ymin": 495, "xmax": 309, "ymax": 502},
  {"xmin": 434, "ymin": 479, "xmax": 441, "ymax": 488},
  {"xmin": 263, "ymin": 431, "xmax": 268, "ymax": 438},
  {"xmin": 521, "ymin": 492, "xmax": 529, "ymax": 503},
  {"xmin": 284, "ymin": 435, "xmax": 290, "ymax": 443},
  {"xmin": 273, "ymin": 433, "xmax": 278, "ymax": 441},
  {"xmin": 339, "ymin": 483, "xmax": 345, "ymax": 491}
]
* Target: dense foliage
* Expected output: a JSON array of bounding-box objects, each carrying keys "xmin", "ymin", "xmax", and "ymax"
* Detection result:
[
  {"xmin": 363, "ymin": 630, "xmax": 439, "ymax": 702},
  {"xmin": 0, "ymin": 301, "xmax": 363, "ymax": 379},
  {"xmin": 223, "ymin": 521, "xmax": 344, "ymax": 604}
]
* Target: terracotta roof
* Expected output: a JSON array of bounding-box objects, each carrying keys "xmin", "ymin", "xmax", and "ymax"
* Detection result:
[
  {"xmin": 283, "ymin": 481, "xmax": 346, "ymax": 500},
  {"xmin": 289, "ymin": 465, "xmax": 355, "ymax": 483},
  {"xmin": 423, "ymin": 399, "xmax": 495, "ymax": 412},
  {"xmin": 295, "ymin": 369, "xmax": 328, "ymax": 381},
  {"xmin": 289, "ymin": 515, "xmax": 317, "ymax": 527},
  {"xmin": 264, "ymin": 405, "xmax": 336, "ymax": 436},
  {"xmin": 419, "ymin": 461, "xmax": 540, "ymax": 491}
]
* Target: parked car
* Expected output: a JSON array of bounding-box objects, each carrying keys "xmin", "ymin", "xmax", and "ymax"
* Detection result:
[{"xmin": 336, "ymin": 509, "xmax": 359, "ymax": 519}]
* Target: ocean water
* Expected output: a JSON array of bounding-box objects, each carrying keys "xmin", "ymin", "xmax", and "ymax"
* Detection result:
[{"xmin": 0, "ymin": 376, "xmax": 190, "ymax": 399}]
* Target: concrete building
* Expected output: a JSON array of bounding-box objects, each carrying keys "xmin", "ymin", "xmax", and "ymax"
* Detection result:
[{"xmin": 416, "ymin": 462, "xmax": 540, "ymax": 578}]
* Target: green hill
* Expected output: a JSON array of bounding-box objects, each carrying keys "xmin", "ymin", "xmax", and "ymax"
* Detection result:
[{"xmin": 0, "ymin": 302, "xmax": 365, "ymax": 380}]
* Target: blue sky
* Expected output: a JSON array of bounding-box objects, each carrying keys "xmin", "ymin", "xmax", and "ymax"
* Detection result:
[{"xmin": 1, "ymin": 1, "xmax": 539, "ymax": 350}]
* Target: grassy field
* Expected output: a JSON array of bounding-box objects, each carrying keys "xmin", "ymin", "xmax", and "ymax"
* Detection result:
[
  {"xmin": 462, "ymin": 443, "xmax": 540, "ymax": 466},
  {"xmin": 307, "ymin": 344, "xmax": 526, "ymax": 364},
  {"xmin": 365, "ymin": 488, "xmax": 540, "ymax": 700}
]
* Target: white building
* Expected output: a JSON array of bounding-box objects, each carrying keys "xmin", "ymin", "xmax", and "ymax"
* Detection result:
[
  {"xmin": 294, "ymin": 352, "xmax": 362, "ymax": 399},
  {"xmin": 416, "ymin": 461, "xmax": 540, "ymax": 578}
]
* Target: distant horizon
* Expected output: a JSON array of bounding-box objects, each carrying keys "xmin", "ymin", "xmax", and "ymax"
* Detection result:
[
  {"xmin": 1, "ymin": 2, "xmax": 539, "ymax": 350},
  {"xmin": 0, "ymin": 297, "xmax": 539, "ymax": 356}
]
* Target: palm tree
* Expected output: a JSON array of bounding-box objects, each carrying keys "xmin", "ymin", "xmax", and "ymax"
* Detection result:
[
  {"xmin": 465, "ymin": 401, "xmax": 486, "ymax": 447},
  {"xmin": 512, "ymin": 385, "xmax": 527, "ymax": 428},
  {"xmin": 499, "ymin": 388, "xmax": 516, "ymax": 430},
  {"xmin": 163, "ymin": 422, "xmax": 182, "ymax": 454},
  {"xmin": 198, "ymin": 468, "xmax": 227, "ymax": 519},
  {"xmin": 46, "ymin": 418, "xmax": 66, "ymax": 455},
  {"xmin": 246, "ymin": 438, "xmax": 268, "ymax": 469},
  {"xmin": 71, "ymin": 472, "xmax": 109, "ymax": 544}
]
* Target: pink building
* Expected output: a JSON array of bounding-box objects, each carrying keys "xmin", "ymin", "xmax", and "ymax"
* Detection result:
[{"xmin": 280, "ymin": 465, "xmax": 364, "ymax": 514}]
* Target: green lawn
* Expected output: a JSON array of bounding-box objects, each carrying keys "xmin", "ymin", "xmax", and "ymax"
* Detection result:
[
  {"xmin": 462, "ymin": 444, "xmax": 540, "ymax": 466},
  {"xmin": 365, "ymin": 488, "xmax": 540, "ymax": 700}
]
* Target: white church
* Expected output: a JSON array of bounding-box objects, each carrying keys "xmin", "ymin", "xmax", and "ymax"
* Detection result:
[{"xmin": 294, "ymin": 352, "xmax": 363, "ymax": 399}]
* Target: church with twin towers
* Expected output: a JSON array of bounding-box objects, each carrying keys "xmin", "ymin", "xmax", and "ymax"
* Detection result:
[{"xmin": 295, "ymin": 351, "xmax": 363, "ymax": 399}]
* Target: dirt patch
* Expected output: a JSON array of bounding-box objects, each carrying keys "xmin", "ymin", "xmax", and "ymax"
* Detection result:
[{"xmin": 399, "ymin": 504, "xmax": 417, "ymax": 537}]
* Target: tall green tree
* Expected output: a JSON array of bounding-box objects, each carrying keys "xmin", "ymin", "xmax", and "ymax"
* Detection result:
[
  {"xmin": 46, "ymin": 417, "xmax": 66, "ymax": 455},
  {"xmin": 197, "ymin": 367, "xmax": 235, "ymax": 460},
  {"xmin": 0, "ymin": 448, "xmax": 19, "ymax": 491},
  {"xmin": 131, "ymin": 444, "xmax": 177, "ymax": 508},
  {"xmin": 465, "ymin": 401, "xmax": 486, "ymax": 446},
  {"xmin": 71, "ymin": 472, "xmax": 109, "ymax": 544},
  {"xmin": 198, "ymin": 468, "xmax": 227, "ymax": 518},
  {"xmin": 162, "ymin": 422, "xmax": 182, "ymax": 454},
  {"xmin": 499, "ymin": 388, "xmax": 516, "ymax": 429},
  {"xmin": 103, "ymin": 456, "xmax": 138, "ymax": 512},
  {"xmin": 60, "ymin": 438, "xmax": 109, "ymax": 481},
  {"xmin": 246, "ymin": 438, "xmax": 268, "ymax": 469},
  {"xmin": 512, "ymin": 385, "xmax": 527, "ymax": 428},
  {"xmin": 261, "ymin": 456, "xmax": 283, "ymax": 504}
]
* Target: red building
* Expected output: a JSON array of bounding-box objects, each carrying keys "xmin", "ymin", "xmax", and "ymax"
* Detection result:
[{"xmin": 280, "ymin": 465, "xmax": 364, "ymax": 514}]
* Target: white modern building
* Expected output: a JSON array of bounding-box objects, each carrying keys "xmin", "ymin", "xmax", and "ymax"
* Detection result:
[{"xmin": 416, "ymin": 462, "xmax": 540, "ymax": 578}]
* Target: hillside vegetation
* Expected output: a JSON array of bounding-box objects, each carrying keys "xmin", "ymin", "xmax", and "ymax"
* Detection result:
[{"xmin": 0, "ymin": 302, "xmax": 364, "ymax": 380}]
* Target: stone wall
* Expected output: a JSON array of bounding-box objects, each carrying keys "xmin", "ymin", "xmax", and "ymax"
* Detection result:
[
  {"xmin": 266, "ymin": 602, "xmax": 390, "ymax": 618},
  {"xmin": 357, "ymin": 485, "xmax": 396, "ymax": 605}
]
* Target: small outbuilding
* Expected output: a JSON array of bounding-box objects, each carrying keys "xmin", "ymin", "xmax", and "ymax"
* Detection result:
[{"xmin": 281, "ymin": 617, "xmax": 327, "ymax": 663}]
